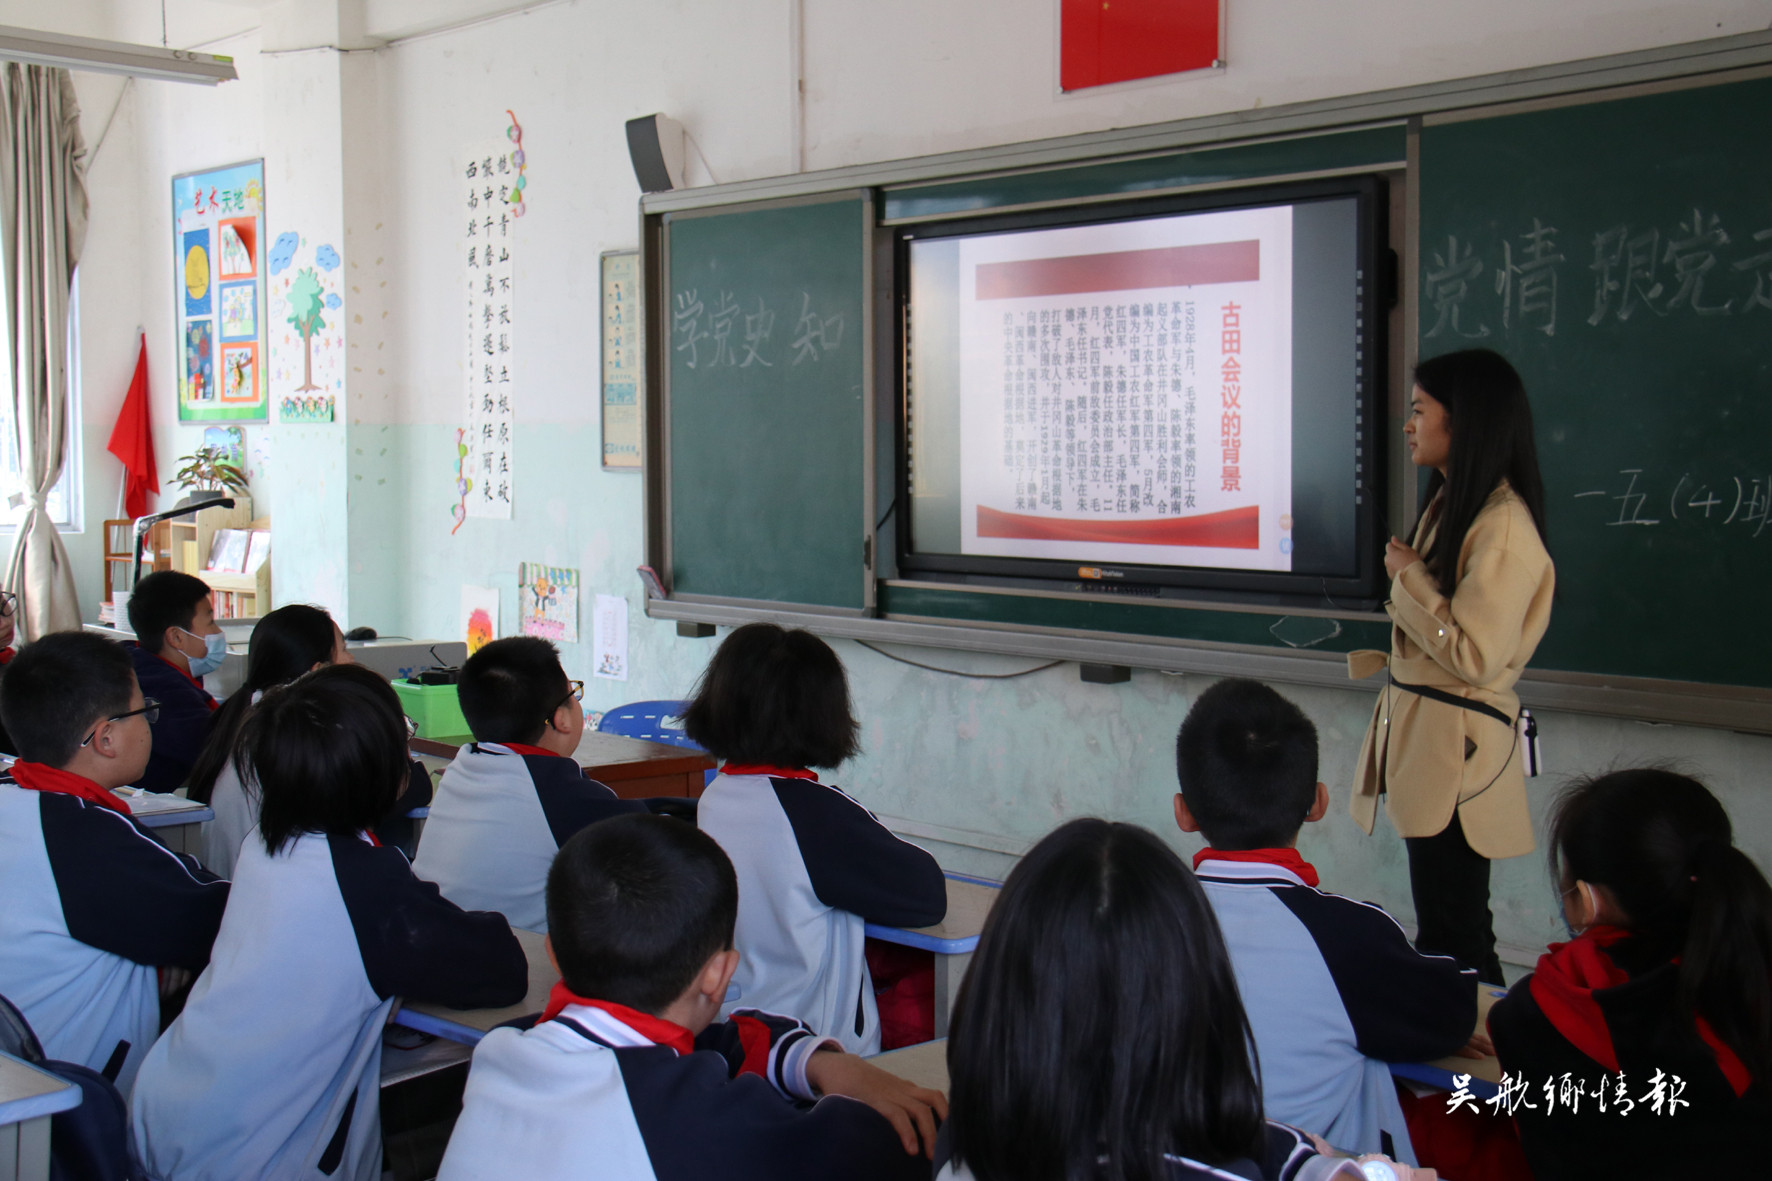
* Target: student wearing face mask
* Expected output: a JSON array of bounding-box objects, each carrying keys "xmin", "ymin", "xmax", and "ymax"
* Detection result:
[{"xmin": 126, "ymin": 571, "xmax": 228, "ymax": 793}]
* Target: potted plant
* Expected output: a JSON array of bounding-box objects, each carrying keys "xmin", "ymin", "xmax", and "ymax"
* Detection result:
[{"xmin": 172, "ymin": 445, "xmax": 250, "ymax": 508}]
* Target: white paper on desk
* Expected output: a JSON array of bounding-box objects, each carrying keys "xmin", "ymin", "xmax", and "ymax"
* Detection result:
[{"xmin": 593, "ymin": 593, "xmax": 628, "ymax": 681}]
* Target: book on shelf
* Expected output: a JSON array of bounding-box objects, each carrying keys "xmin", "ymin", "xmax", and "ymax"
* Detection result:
[
  {"xmin": 243, "ymin": 531, "xmax": 271, "ymax": 574},
  {"xmin": 205, "ymin": 529, "xmax": 250, "ymax": 574}
]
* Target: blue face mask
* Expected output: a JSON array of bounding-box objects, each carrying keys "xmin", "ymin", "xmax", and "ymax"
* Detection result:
[{"xmin": 178, "ymin": 627, "xmax": 229, "ymax": 678}]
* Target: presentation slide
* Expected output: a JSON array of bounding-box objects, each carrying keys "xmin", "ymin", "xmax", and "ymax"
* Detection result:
[{"xmin": 954, "ymin": 205, "xmax": 1296, "ymax": 572}]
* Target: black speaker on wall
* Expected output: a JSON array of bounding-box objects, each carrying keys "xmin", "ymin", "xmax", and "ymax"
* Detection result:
[{"xmin": 625, "ymin": 114, "xmax": 686, "ymax": 192}]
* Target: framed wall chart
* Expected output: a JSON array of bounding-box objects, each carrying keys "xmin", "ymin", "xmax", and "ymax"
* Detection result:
[{"xmin": 173, "ymin": 159, "xmax": 269, "ymax": 422}]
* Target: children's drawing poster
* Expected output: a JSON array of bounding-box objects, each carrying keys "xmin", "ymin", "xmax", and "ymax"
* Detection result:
[
  {"xmin": 268, "ymin": 232, "xmax": 345, "ymax": 423},
  {"xmin": 461, "ymin": 584, "xmax": 500, "ymax": 655},
  {"xmin": 173, "ymin": 160, "xmax": 267, "ymax": 421},
  {"xmin": 593, "ymin": 593, "xmax": 629, "ymax": 681},
  {"xmin": 518, "ymin": 563, "xmax": 578, "ymax": 643},
  {"xmin": 463, "ymin": 139, "xmax": 521, "ymax": 519}
]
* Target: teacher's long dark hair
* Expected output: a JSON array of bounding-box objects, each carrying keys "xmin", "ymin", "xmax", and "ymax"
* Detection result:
[
  {"xmin": 946, "ymin": 819, "xmax": 1265, "ymax": 1181},
  {"xmin": 1413, "ymin": 349, "xmax": 1549, "ymax": 595}
]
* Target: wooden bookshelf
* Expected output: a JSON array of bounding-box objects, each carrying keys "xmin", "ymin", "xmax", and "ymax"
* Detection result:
[
  {"xmin": 103, "ymin": 501, "xmax": 271, "ymax": 623},
  {"xmin": 167, "ymin": 500, "xmax": 271, "ymax": 620}
]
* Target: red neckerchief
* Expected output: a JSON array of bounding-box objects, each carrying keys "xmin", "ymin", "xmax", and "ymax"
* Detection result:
[
  {"xmin": 8, "ymin": 761, "xmax": 132, "ymax": 816},
  {"xmin": 1193, "ymin": 847, "xmax": 1319, "ymax": 888},
  {"xmin": 492, "ymin": 742, "xmax": 563, "ymax": 759},
  {"xmin": 0, "ymin": 646, "xmax": 13, "ymax": 665},
  {"xmin": 1528, "ymin": 925, "xmax": 1752, "ymax": 1096},
  {"xmin": 153, "ymin": 652, "xmax": 219, "ymax": 712},
  {"xmin": 539, "ymin": 982, "xmax": 694, "ymax": 1056},
  {"xmin": 721, "ymin": 764, "xmax": 818, "ymax": 780}
]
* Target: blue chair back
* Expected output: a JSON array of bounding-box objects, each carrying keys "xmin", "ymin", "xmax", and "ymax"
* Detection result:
[{"xmin": 598, "ymin": 700, "xmax": 716, "ymax": 785}]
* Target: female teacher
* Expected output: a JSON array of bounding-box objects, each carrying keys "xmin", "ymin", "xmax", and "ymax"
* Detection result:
[{"xmin": 1350, "ymin": 348, "xmax": 1554, "ymax": 984}]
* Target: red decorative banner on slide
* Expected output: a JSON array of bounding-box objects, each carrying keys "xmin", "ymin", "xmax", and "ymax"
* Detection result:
[
  {"xmin": 978, "ymin": 505, "xmax": 1259, "ymax": 549},
  {"xmin": 1060, "ymin": 0, "xmax": 1221, "ymax": 91},
  {"xmin": 976, "ymin": 240, "xmax": 1259, "ymax": 301}
]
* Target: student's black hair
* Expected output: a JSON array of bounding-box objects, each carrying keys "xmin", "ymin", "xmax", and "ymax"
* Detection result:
[
  {"xmin": 1550, "ymin": 768, "xmax": 1772, "ymax": 1085},
  {"xmin": 246, "ymin": 663, "xmax": 409, "ymax": 856},
  {"xmin": 187, "ymin": 604, "xmax": 339, "ymax": 804},
  {"xmin": 1175, "ymin": 678, "xmax": 1319, "ymax": 850},
  {"xmin": 947, "ymin": 818, "xmax": 1266, "ymax": 1181},
  {"xmin": 0, "ymin": 631, "xmax": 134, "ymax": 767},
  {"xmin": 1412, "ymin": 348, "xmax": 1549, "ymax": 596},
  {"xmin": 126, "ymin": 570, "xmax": 213, "ymax": 656},
  {"xmin": 456, "ymin": 635, "xmax": 571, "ymax": 746},
  {"xmin": 680, "ymin": 622, "xmax": 860, "ymax": 769},
  {"xmin": 546, "ymin": 812, "xmax": 739, "ymax": 1013}
]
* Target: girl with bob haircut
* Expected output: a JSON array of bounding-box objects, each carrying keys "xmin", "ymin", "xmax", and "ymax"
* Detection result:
[
  {"xmin": 1488, "ymin": 769, "xmax": 1772, "ymax": 1177},
  {"xmin": 1351, "ymin": 347, "xmax": 1555, "ymax": 984},
  {"xmin": 189, "ymin": 604, "xmax": 430, "ymax": 874},
  {"xmin": 937, "ymin": 818, "xmax": 1429, "ymax": 1181},
  {"xmin": 131, "ymin": 664, "xmax": 526, "ymax": 1181},
  {"xmin": 685, "ymin": 623, "xmax": 946, "ymax": 1054}
]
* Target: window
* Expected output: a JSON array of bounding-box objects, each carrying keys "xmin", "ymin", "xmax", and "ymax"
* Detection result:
[{"xmin": 0, "ymin": 272, "xmax": 82, "ymax": 531}]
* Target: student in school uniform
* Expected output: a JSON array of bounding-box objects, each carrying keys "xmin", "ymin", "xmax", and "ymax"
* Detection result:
[
  {"xmin": 936, "ymin": 818, "xmax": 1430, "ymax": 1181},
  {"xmin": 0, "ymin": 631, "xmax": 229, "ymax": 1095},
  {"xmin": 1487, "ymin": 769, "xmax": 1772, "ymax": 1178},
  {"xmin": 187, "ymin": 603, "xmax": 433, "ymax": 875},
  {"xmin": 1174, "ymin": 678, "xmax": 1476, "ymax": 1162},
  {"xmin": 125, "ymin": 571, "xmax": 227, "ymax": 793},
  {"xmin": 438, "ymin": 812, "xmax": 944, "ymax": 1180},
  {"xmin": 0, "ymin": 588, "xmax": 20, "ymax": 755},
  {"xmin": 130, "ymin": 664, "xmax": 527, "ymax": 1181},
  {"xmin": 683, "ymin": 623, "xmax": 947, "ymax": 1055},
  {"xmin": 412, "ymin": 636, "xmax": 647, "ymax": 931}
]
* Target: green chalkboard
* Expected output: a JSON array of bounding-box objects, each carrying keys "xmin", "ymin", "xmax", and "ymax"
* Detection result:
[
  {"xmin": 665, "ymin": 195, "xmax": 869, "ymax": 609},
  {"xmin": 883, "ymin": 124, "xmax": 1406, "ymax": 221},
  {"xmin": 1420, "ymin": 75, "xmax": 1772, "ymax": 687}
]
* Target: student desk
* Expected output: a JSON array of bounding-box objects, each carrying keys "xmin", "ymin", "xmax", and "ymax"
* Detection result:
[
  {"xmin": 870, "ymin": 985, "xmax": 1509, "ymax": 1104},
  {"xmin": 392, "ymin": 927, "xmax": 555, "ymax": 1046},
  {"xmin": 865, "ymin": 1038, "xmax": 950, "ymax": 1093},
  {"xmin": 864, "ymin": 874, "xmax": 1000, "ymax": 1039},
  {"xmin": 116, "ymin": 790, "xmax": 213, "ymax": 856},
  {"xmin": 1387, "ymin": 984, "xmax": 1507, "ymax": 1100},
  {"xmin": 409, "ymin": 732, "xmax": 714, "ymax": 800},
  {"xmin": 0, "ymin": 1051, "xmax": 81, "ymax": 1181}
]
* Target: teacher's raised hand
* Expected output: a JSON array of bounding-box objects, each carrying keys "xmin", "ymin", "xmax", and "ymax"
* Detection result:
[{"xmin": 1384, "ymin": 536, "xmax": 1422, "ymax": 579}]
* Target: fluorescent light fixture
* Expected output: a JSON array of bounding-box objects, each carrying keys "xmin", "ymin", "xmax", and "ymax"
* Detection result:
[{"xmin": 0, "ymin": 25, "xmax": 237, "ymax": 85}]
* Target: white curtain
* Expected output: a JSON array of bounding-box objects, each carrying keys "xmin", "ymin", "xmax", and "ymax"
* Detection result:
[{"xmin": 0, "ymin": 64, "xmax": 87, "ymax": 640}]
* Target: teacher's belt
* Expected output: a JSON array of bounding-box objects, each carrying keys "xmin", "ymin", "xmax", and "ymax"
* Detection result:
[{"xmin": 1389, "ymin": 677, "xmax": 1513, "ymax": 726}]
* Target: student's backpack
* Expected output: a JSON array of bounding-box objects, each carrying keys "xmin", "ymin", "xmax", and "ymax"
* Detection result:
[{"xmin": 0, "ymin": 993, "xmax": 143, "ymax": 1181}]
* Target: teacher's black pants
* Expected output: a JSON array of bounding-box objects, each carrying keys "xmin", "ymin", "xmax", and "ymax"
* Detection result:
[{"xmin": 1405, "ymin": 811, "xmax": 1506, "ymax": 984}]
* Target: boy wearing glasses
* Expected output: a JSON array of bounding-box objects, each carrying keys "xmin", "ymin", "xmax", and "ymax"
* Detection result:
[
  {"xmin": 412, "ymin": 636, "xmax": 648, "ymax": 932},
  {"xmin": 0, "ymin": 632, "xmax": 229, "ymax": 1093}
]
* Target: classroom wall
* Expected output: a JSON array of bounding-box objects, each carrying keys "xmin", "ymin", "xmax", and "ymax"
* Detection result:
[{"xmin": 27, "ymin": 0, "xmax": 1772, "ymax": 966}]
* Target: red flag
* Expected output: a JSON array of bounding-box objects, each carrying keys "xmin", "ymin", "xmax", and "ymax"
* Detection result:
[{"xmin": 106, "ymin": 333, "xmax": 158, "ymax": 518}]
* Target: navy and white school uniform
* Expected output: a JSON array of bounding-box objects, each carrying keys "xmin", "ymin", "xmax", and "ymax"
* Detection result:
[
  {"xmin": 203, "ymin": 746, "xmax": 434, "ymax": 877},
  {"xmin": 0, "ymin": 764, "xmax": 229, "ymax": 1095},
  {"xmin": 438, "ymin": 989, "xmax": 926, "ymax": 1181},
  {"xmin": 411, "ymin": 741, "xmax": 647, "ymax": 932},
  {"xmin": 697, "ymin": 767, "xmax": 946, "ymax": 1054},
  {"xmin": 130, "ymin": 829, "xmax": 527, "ymax": 1181},
  {"xmin": 933, "ymin": 1120, "xmax": 1363, "ymax": 1181},
  {"xmin": 126, "ymin": 643, "xmax": 218, "ymax": 795},
  {"xmin": 1194, "ymin": 850, "xmax": 1475, "ymax": 1160}
]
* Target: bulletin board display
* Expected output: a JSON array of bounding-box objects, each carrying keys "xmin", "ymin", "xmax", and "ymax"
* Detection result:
[{"xmin": 172, "ymin": 160, "xmax": 269, "ymax": 422}]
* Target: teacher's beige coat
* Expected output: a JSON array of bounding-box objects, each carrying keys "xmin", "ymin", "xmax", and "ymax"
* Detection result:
[{"xmin": 1349, "ymin": 483, "xmax": 1554, "ymax": 860}]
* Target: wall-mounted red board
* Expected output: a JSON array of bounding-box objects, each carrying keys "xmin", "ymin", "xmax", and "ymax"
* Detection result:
[{"xmin": 1060, "ymin": 0, "xmax": 1220, "ymax": 91}]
